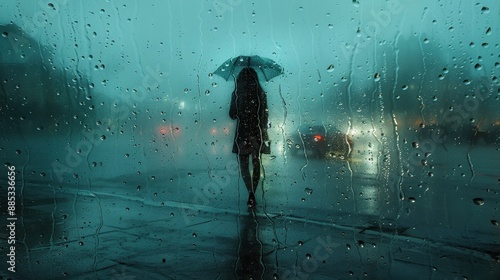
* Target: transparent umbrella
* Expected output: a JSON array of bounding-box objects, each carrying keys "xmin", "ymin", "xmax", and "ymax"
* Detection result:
[{"xmin": 214, "ymin": 55, "xmax": 284, "ymax": 81}]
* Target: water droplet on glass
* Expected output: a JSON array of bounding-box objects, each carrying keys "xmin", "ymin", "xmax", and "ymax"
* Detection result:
[
  {"xmin": 474, "ymin": 63, "xmax": 482, "ymax": 70},
  {"xmin": 1, "ymin": 32, "xmax": 8, "ymax": 38},
  {"xmin": 352, "ymin": 0, "xmax": 359, "ymax": 7},
  {"xmin": 327, "ymin": 64, "xmax": 334, "ymax": 72},
  {"xmin": 298, "ymin": 240, "xmax": 304, "ymax": 246},
  {"xmin": 412, "ymin": 142, "xmax": 419, "ymax": 148},
  {"xmin": 374, "ymin": 73, "xmax": 381, "ymax": 82},
  {"xmin": 486, "ymin": 27, "xmax": 492, "ymax": 35},
  {"xmin": 472, "ymin": 198, "xmax": 484, "ymax": 206},
  {"xmin": 79, "ymin": 241, "xmax": 84, "ymax": 246},
  {"xmin": 402, "ymin": 85, "xmax": 408, "ymax": 90},
  {"xmin": 408, "ymin": 197, "xmax": 416, "ymax": 203},
  {"xmin": 305, "ymin": 253, "xmax": 312, "ymax": 259},
  {"xmin": 304, "ymin": 187, "xmax": 313, "ymax": 195},
  {"xmin": 491, "ymin": 220, "xmax": 499, "ymax": 226},
  {"xmin": 423, "ymin": 38, "xmax": 430, "ymax": 44},
  {"xmin": 192, "ymin": 233, "xmax": 197, "ymax": 238},
  {"xmin": 481, "ymin": 6, "xmax": 490, "ymax": 14},
  {"xmin": 463, "ymin": 79, "xmax": 471, "ymax": 85}
]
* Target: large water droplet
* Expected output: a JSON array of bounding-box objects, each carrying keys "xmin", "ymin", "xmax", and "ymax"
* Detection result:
[
  {"xmin": 374, "ymin": 73, "xmax": 381, "ymax": 82},
  {"xmin": 304, "ymin": 188, "xmax": 313, "ymax": 195},
  {"xmin": 472, "ymin": 198, "xmax": 484, "ymax": 206},
  {"xmin": 481, "ymin": 6, "xmax": 490, "ymax": 14},
  {"xmin": 327, "ymin": 64, "xmax": 334, "ymax": 72}
]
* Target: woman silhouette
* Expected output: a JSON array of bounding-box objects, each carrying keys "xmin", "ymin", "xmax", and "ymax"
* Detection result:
[{"xmin": 229, "ymin": 67, "xmax": 269, "ymax": 208}]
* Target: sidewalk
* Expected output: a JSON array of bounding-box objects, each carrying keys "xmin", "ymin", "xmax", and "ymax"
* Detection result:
[{"xmin": 2, "ymin": 171, "xmax": 499, "ymax": 279}]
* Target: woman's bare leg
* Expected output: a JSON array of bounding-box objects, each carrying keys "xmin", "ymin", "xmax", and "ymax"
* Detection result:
[
  {"xmin": 238, "ymin": 154, "xmax": 252, "ymax": 193},
  {"xmin": 251, "ymin": 152, "xmax": 261, "ymax": 193}
]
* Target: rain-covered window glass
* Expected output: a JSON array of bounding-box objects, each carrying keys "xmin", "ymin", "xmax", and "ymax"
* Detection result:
[{"xmin": 1, "ymin": 1, "xmax": 499, "ymax": 279}]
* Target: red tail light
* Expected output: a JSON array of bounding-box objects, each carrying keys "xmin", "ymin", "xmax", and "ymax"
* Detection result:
[
  {"xmin": 313, "ymin": 134, "xmax": 323, "ymax": 141},
  {"xmin": 158, "ymin": 125, "xmax": 181, "ymax": 137}
]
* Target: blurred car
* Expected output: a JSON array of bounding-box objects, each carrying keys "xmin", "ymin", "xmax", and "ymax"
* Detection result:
[{"xmin": 287, "ymin": 125, "xmax": 353, "ymax": 159}]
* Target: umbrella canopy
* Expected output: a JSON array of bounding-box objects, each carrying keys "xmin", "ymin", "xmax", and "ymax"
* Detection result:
[{"xmin": 214, "ymin": 55, "xmax": 283, "ymax": 81}]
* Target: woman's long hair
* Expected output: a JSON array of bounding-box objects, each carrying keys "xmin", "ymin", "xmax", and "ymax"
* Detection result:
[
  {"xmin": 233, "ymin": 67, "xmax": 267, "ymax": 125},
  {"xmin": 234, "ymin": 67, "xmax": 264, "ymax": 101}
]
